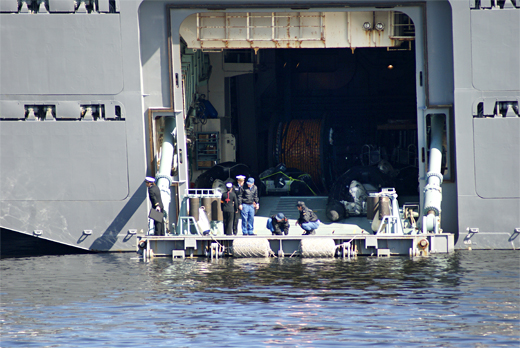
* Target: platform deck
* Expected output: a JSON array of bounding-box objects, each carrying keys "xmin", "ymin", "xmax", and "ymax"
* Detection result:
[{"xmin": 137, "ymin": 196, "xmax": 453, "ymax": 258}]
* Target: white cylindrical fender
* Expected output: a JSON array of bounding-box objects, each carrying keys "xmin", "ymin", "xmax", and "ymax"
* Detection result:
[
  {"xmin": 231, "ymin": 238, "xmax": 272, "ymax": 258},
  {"xmin": 300, "ymin": 238, "xmax": 336, "ymax": 258}
]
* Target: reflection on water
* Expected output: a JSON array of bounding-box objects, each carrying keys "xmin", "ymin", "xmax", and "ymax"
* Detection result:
[{"xmin": 1, "ymin": 251, "xmax": 518, "ymax": 347}]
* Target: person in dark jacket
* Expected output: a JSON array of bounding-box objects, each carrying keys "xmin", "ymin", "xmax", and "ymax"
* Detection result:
[
  {"xmin": 238, "ymin": 177, "xmax": 259, "ymax": 235},
  {"xmin": 267, "ymin": 212, "xmax": 290, "ymax": 235},
  {"xmin": 295, "ymin": 201, "xmax": 320, "ymax": 235},
  {"xmin": 233, "ymin": 175, "xmax": 246, "ymax": 235},
  {"xmin": 146, "ymin": 177, "xmax": 164, "ymax": 236},
  {"xmin": 221, "ymin": 182, "xmax": 238, "ymax": 235}
]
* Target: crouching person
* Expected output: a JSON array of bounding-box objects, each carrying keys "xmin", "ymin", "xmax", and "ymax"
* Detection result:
[
  {"xmin": 295, "ymin": 201, "xmax": 320, "ymax": 235},
  {"xmin": 267, "ymin": 213, "xmax": 290, "ymax": 235}
]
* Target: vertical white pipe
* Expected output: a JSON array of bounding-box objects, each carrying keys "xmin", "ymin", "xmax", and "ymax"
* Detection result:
[
  {"xmin": 423, "ymin": 114, "xmax": 444, "ymax": 231},
  {"xmin": 428, "ymin": 114, "xmax": 444, "ymax": 186},
  {"xmin": 156, "ymin": 117, "xmax": 175, "ymax": 223}
]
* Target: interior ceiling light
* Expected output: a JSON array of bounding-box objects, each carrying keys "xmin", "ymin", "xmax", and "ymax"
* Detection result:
[
  {"xmin": 387, "ymin": 64, "xmax": 394, "ymax": 70},
  {"xmin": 375, "ymin": 22, "xmax": 385, "ymax": 31},
  {"xmin": 362, "ymin": 22, "xmax": 372, "ymax": 30}
]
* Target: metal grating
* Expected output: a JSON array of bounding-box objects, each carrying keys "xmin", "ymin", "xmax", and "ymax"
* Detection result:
[
  {"xmin": 390, "ymin": 12, "xmax": 415, "ymax": 41},
  {"xmin": 196, "ymin": 12, "xmax": 324, "ymax": 42}
]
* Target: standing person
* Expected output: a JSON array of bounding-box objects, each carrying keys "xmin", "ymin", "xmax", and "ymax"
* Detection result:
[
  {"xmin": 295, "ymin": 201, "xmax": 320, "ymax": 235},
  {"xmin": 232, "ymin": 175, "xmax": 246, "ymax": 235},
  {"xmin": 221, "ymin": 182, "xmax": 238, "ymax": 236},
  {"xmin": 267, "ymin": 212, "xmax": 290, "ymax": 235},
  {"xmin": 238, "ymin": 177, "xmax": 259, "ymax": 236},
  {"xmin": 145, "ymin": 177, "xmax": 164, "ymax": 236}
]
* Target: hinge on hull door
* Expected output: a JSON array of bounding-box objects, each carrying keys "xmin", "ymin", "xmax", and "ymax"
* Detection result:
[
  {"xmin": 80, "ymin": 105, "xmax": 105, "ymax": 121},
  {"xmin": 471, "ymin": 0, "xmax": 519, "ymax": 9},
  {"xmin": 473, "ymin": 100, "xmax": 519, "ymax": 118},
  {"xmin": 24, "ymin": 105, "xmax": 55, "ymax": 121},
  {"xmin": 0, "ymin": 0, "xmax": 122, "ymax": 14}
]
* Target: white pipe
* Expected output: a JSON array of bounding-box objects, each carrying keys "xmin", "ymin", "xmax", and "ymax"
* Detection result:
[
  {"xmin": 428, "ymin": 114, "xmax": 444, "ymax": 186},
  {"xmin": 423, "ymin": 114, "xmax": 444, "ymax": 231},
  {"xmin": 156, "ymin": 117, "xmax": 175, "ymax": 223}
]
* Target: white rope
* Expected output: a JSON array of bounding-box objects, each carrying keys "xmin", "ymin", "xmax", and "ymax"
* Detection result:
[
  {"xmin": 334, "ymin": 236, "xmax": 357, "ymax": 249},
  {"xmin": 209, "ymin": 233, "xmax": 224, "ymax": 250}
]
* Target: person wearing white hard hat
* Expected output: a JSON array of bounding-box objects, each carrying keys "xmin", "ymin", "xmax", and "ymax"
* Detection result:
[
  {"xmin": 221, "ymin": 182, "xmax": 238, "ymax": 235},
  {"xmin": 145, "ymin": 177, "xmax": 164, "ymax": 236}
]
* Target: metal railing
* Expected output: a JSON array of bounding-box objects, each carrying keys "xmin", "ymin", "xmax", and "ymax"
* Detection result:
[{"xmin": 197, "ymin": 12, "xmax": 325, "ymax": 42}]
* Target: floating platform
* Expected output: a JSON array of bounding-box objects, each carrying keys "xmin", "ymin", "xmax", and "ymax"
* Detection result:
[
  {"xmin": 137, "ymin": 196, "xmax": 454, "ymax": 259},
  {"xmin": 137, "ymin": 233, "xmax": 454, "ymax": 259}
]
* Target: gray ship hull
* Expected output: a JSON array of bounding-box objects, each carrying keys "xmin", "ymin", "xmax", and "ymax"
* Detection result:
[{"xmin": 1, "ymin": 0, "xmax": 518, "ymax": 256}]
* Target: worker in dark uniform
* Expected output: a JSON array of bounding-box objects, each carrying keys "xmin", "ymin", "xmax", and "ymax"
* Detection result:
[
  {"xmin": 267, "ymin": 212, "xmax": 290, "ymax": 235},
  {"xmin": 232, "ymin": 175, "xmax": 246, "ymax": 235},
  {"xmin": 296, "ymin": 201, "xmax": 320, "ymax": 235},
  {"xmin": 145, "ymin": 177, "xmax": 164, "ymax": 236},
  {"xmin": 221, "ymin": 182, "xmax": 238, "ymax": 235},
  {"xmin": 238, "ymin": 177, "xmax": 259, "ymax": 235}
]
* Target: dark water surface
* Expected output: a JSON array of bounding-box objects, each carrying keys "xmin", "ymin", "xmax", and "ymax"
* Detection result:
[{"xmin": 1, "ymin": 251, "xmax": 519, "ymax": 347}]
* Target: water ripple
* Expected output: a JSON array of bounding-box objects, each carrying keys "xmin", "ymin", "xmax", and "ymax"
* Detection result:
[{"xmin": 0, "ymin": 250, "xmax": 518, "ymax": 347}]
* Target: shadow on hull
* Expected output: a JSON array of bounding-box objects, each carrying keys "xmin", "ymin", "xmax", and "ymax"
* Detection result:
[{"xmin": 0, "ymin": 227, "xmax": 94, "ymax": 259}]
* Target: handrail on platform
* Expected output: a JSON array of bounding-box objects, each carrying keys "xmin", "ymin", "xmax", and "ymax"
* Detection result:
[
  {"xmin": 185, "ymin": 188, "xmax": 222, "ymax": 198},
  {"xmin": 178, "ymin": 216, "xmax": 202, "ymax": 235}
]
